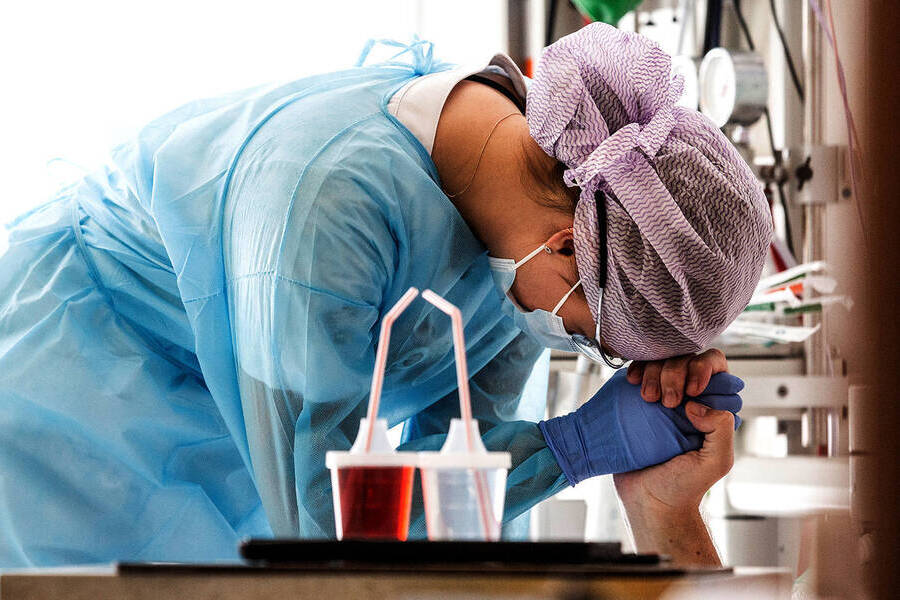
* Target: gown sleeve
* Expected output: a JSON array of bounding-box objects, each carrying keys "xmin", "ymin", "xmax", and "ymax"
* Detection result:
[{"xmin": 399, "ymin": 331, "xmax": 569, "ymax": 537}]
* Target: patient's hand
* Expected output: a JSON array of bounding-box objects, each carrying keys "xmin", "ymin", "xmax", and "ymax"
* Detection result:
[
  {"xmin": 613, "ymin": 402, "xmax": 735, "ymax": 566},
  {"xmin": 627, "ymin": 348, "xmax": 729, "ymax": 408}
]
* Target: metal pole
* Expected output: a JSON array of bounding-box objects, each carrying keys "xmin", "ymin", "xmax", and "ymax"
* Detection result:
[
  {"xmin": 507, "ymin": 0, "xmax": 530, "ymax": 73},
  {"xmin": 800, "ymin": 0, "xmax": 832, "ymax": 456}
]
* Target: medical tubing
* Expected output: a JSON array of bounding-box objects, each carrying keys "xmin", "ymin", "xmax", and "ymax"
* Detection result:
[
  {"xmin": 421, "ymin": 289, "xmax": 495, "ymax": 540},
  {"xmin": 364, "ymin": 287, "xmax": 420, "ymax": 452},
  {"xmin": 760, "ymin": 107, "xmax": 796, "ymax": 257},
  {"xmin": 824, "ymin": 0, "xmax": 864, "ymax": 238},
  {"xmin": 808, "ymin": 0, "xmax": 865, "ymax": 243},
  {"xmin": 769, "ymin": 0, "xmax": 805, "ymax": 102},
  {"xmin": 731, "ymin": 0, "xmax": 755, "ymax": 51},
  {"xmin": 701, "ymin": 0, "xmax": 723, "ymax": 55},
  {"xmin": 735, "ymin": 0, "xmax": 798, "ymax": 262}
]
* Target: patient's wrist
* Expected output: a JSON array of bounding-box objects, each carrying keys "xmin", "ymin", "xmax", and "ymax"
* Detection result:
[
  {"xmin": 622, "ymin": 494, "xmax": 702, "ymax": 541},
  {"xmin": 618, "ymin": 492, "xmax": 718, "ymax": 566},
  {"xmin": 626, "ymin": 498, "xmax": 700, "ymax": 527}
]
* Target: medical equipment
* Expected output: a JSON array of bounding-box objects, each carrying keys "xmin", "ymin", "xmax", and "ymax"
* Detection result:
[
  {"xmin": 756, "ymin": 260, "xmax": 827, "ymax": 291},
  {"xmin": 746, "ymin": 288, "xmax": 802, "ymax": 310},
  {"xmin": 723, "ymin": 321, "xmax": 820, "ymax": 344},
  {"xmin": 523, "ymin": 1, "xmax": 861, "ymax": 579},
  {"xmin": 744, "ymin": 295, "xmax": 852, "ymax": 316},
  {"xmin": 698, "ymin": 48, "xmax": 768, "ymax": 127},
  {"xmin": 728, "ymin": 261, "xmax": 848, "ymax": 347}
]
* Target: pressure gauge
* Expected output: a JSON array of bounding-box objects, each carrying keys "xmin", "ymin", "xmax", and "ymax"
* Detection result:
[
  {"xmin": 671, "ymin": 55, "xmax": 699, "ymax": 110},
  {"xmin": 698, "ymin": 48, "xmax": 768, "ymax": 128}
]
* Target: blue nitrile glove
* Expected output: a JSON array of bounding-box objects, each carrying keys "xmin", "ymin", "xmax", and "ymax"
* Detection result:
[{"xmin": 539, "ymin": 370, "xmax": 743, "ymax": 485}]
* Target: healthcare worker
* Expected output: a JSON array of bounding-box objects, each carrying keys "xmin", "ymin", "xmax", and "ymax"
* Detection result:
[{"xmin": 0, "ymin": 23, "xmax": 771, "ymax": 566}]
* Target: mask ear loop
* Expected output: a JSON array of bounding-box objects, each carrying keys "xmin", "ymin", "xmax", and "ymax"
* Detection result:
[
  {"xmin": 549, "ymin": 226, "xmax": 581, "ymax": 316},
  {"xmin": 512, "ymin": 243, "xmax": 551, "ymax": 270},
  {"xmin": 551, "ymin": 280, "xmax": 582, "ymax": 315}
]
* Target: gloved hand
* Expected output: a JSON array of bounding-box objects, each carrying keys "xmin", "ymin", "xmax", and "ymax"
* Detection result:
[{"xmin": 539, "ymin": 370, "xmax": 743, "ymax": 485}]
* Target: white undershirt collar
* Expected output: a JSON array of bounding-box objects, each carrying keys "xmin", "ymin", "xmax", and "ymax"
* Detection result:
[{"xmin": 387, "ymin": 53, "xmax": 529, "ymax": 156}]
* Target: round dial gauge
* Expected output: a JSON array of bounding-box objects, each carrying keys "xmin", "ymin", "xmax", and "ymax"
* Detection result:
[{"xmin": 699, "ymin": 48, "xmax": 768, "ymax": 128}]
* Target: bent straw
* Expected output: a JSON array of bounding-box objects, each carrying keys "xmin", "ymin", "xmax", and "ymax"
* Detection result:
[
  {"xmin": 421, "ymin": 289, "xmax": 496, "ymax": 540},
  {"xmin": 364, "ymin": 287, "xmax": 419, "ymax": 452},
  {"xmin": 420, "ymin": 290, "xmax": 475, "ymax": 433}
]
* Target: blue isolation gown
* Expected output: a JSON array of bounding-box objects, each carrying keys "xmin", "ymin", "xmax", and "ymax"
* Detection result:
[{"xmin": 0, "ymin": 43, "xmax": 567, "ymax": 567}]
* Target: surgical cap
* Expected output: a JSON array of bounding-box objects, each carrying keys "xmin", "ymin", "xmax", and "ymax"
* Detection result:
[{"xmin": 527, "ymin": 23, "xmax": 773, "ymax": 360}]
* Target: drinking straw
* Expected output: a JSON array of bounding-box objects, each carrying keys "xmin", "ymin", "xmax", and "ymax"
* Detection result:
[
  {"xmin": 420, "ymin": 290, "xmax": 475, "ymax": 430},
  {"xmin": 421, "ymin": 289, "xmax": 495, "ymax": 540},
  {"xmin": 364, "ymin": 287, "xmax": 420, "ymax": 452}
]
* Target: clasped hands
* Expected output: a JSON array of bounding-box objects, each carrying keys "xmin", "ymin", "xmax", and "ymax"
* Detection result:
[
  {"xmin": 540, "ymin": 349, "xmax": 741, "ymax": 484},
  {"xmin": 539, "ymin": 349, "xmax": 739, "ymax": 564}
]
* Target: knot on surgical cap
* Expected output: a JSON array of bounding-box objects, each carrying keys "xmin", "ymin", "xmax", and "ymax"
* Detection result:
[
  {"xmin": 528, "ymin": 23, "xmax": 683, "ymax": 188},
  {"xmin": 526, "ymin": 23, "xmax": 773, "ymax": 360}
]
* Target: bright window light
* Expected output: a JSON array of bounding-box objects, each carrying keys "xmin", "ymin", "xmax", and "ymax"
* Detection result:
[{"xmin": 0, "ymin": 0, "xmax": 505, "ymax": 248}]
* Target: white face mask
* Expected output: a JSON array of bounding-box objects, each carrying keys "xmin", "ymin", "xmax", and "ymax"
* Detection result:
[{"xmin": 488, "ymin": 243, "xmax": 607, "ymax": 363}]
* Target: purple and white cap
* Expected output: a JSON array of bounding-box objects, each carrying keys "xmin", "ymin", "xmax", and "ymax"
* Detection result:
[{"xmin": 527, "ymin": 23, "xmax": 773, "ymax": 361}]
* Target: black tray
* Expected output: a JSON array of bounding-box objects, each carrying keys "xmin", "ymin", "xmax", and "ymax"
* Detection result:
[{"xmin": 239, "ymin": 539, "xmax": 660, "ymax": 567}]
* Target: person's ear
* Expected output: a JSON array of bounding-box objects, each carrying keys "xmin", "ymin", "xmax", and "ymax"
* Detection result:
[{"xmin": 546, "ymin": 228, "xmax": 575, "ymax": 257}]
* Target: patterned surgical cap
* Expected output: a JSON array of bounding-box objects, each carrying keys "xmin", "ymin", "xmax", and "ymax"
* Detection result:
[{"xmin": 527, "ymin": 23, "xmax": 773, "ymax": 360}]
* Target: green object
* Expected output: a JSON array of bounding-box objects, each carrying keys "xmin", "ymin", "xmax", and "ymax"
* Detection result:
[
  {"xmin": 744, "ymin": 302, "xmax": 824, "ymax": 315},
  {"xmin": 571, "ymin": 0, "xmax": 643, "ymax": 25},
  {"xmin": 784, "ymin": 303, "xmax": 823, "ymax": 315},
  {"xmin": 744, "ymin": 302, "xmax": 776, "ymax": 312}
]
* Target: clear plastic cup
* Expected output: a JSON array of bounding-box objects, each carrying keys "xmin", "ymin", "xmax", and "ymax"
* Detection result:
[
  {"xmin": 326, "ymin": 419, "xmax": 417, "ymax": 541},
  {"xmin": 418, "ymin": 419, "xmax": 511, "ymax": 541}
]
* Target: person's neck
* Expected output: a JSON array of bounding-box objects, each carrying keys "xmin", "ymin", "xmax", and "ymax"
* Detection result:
[
  {"xmin": 432, "ymin": 82, "xmax": 566, "ymax": 259},
  {"xmin": 450, "ymin": 123, "xmax": 563, "ymax": 259}
]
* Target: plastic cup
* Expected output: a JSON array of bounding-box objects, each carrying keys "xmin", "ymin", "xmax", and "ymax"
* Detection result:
[
  {"xmin": 326, "ymin": 419, "xmax": 417, "ymax": 541},
  {"xmin": 418, "ymin": 419, "xmax": 511, "ymax": 541}
]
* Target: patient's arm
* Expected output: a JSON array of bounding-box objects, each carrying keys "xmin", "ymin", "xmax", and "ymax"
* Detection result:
[{"xmin": 614, "ymin": 401, "xmax": 735, "ymax": 567}]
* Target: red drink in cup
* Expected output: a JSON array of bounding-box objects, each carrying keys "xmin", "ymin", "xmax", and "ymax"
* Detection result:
[
  {"xmin": 326, "ymin": 418, "xmax": 417, "ymax": 540},
  {"xmin": 335, "ymin": 465, "xmax": 415, "ymax": 540}
]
